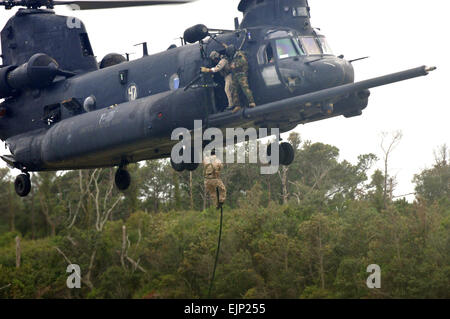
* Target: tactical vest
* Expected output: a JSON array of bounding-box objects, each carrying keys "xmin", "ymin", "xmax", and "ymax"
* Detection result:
[
  {"xmin": 232, "ymin": 51, "xmax": 249, "ymax": 74},
  {"xmin": 204, "ymin": 157, "xmax": 222, "ymax": 179},
  {"xmin": 220, "ymin": 57, "xmax": 232, "ymax": 77}
]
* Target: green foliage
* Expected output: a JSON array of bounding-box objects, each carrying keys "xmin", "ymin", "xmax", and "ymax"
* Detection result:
[
  {"xmin": 0, "ymin": 237, "xmax": 68, "ymax": 298},
  {"xmin": 413, "ymin": 145, "xmax": 450, "ymax": 204},
  {"xmin": 0, "ymin": 140, "xmax": 448, "ymax": 299}
]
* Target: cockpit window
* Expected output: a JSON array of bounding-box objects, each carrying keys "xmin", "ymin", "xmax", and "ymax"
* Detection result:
[
  {"xmin": 275, "ymin": 38, "xmax": 300, "ymax": 59},
  {"xmin": 293, "ymin": 7, "xmax": 308, "ymax": 17},
  {"xmin": 265, "ymin": 30, "xmax": 292, "ymax": 40},
  {"xmin": 299, "ymin": 37, "xmax": 322, "ymax": 55},
  {"xmin": 318, "ymin": 37, "xmax": 333, "ymax": 55}
]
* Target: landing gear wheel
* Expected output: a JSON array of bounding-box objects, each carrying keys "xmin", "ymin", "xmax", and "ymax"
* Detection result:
[
  {"xmin": 15, "ymin": 174, "xmax": 31, "ymax": 197},
  {"xmin": 171, "ymin": 158, "xmax": 185, "ymax": 172},
  {"xmin": 279, "ymin": 142, "xmax": 295, "ymax": 166},
  {"xmin": 266, "ymin": 142, "xmax": 295, "ymax": 166},
  {"xmin": 115, "ymin": 168, "xmax": 131, "ymax": 191},
  {"xmin": 266, "ymin": 142, "xmax": 278, "ymax": 165}
]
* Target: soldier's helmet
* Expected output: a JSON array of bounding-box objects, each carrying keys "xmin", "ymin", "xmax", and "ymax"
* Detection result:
[{"xmin": 210, "ymin": 51, "xmax": 220, "ymax": 61}]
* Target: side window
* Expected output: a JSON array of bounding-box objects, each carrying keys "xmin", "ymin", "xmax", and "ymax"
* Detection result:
[
  {"xmin": 266, "ymin": 43, "xmax": 275, "ymax": 63},
  {"xmin": 79, "ymin": 33, "xmax": 94, "ymax": 57},
  {"xmin": 261, "ymin": 66, "xmax": 281, "ymax": 87},
  {"xmin": 257, "ymin": 43, "xmax": 275, "ymax": 65},
  {"xmin": 293, "ymin": 7, "xmax": 308, "ymax": 17}
]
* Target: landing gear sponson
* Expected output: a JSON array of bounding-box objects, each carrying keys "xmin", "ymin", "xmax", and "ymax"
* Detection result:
[
  {"xmin": 170, "ymin": 147, "xmax": 200, "ymax": 172},
  {"xmin": 169, "ymin": 142, "xmax": 295, "ymax": 172},
  {"xmin": 11, "ymin": 141, "xmax": 295, "ymax": 196}
]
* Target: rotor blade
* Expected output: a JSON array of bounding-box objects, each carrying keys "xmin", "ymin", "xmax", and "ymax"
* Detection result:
[{"xmin": 53, "ymin": 0, "xmax": 196, "ymax": 10}]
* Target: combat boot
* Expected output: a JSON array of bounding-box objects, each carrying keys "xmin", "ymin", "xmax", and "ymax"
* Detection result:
[{"xmin": 232, "ymin": 106, "xmax": 241, "ymax": 113}]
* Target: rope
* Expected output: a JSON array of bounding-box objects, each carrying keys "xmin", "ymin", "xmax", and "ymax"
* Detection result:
[{"xmin": 207, "ymin": 187, "xmax": 224, "ymax": 298}]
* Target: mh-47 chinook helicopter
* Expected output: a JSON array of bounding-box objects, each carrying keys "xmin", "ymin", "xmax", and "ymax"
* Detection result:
[{"xmin": 0, "ymin": 0, "xmax": 436, "ymax": 197}]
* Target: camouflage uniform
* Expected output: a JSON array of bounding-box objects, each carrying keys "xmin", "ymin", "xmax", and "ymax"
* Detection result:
[
  {"xmin": 203, "ymin": 154, "xmax": 226, "ymax": 207},
  {"xmin": 230, "ymin": 50, "xmax": 255, "ymax": 108}
]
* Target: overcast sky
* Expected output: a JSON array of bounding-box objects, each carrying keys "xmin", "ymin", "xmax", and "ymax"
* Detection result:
[{"xmin": 1, "ymin": 0, "xmax": 449, "ymax": 200}]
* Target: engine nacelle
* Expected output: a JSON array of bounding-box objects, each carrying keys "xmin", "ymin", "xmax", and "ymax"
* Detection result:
[
  {"xmin": 183, "ymin": 24, "xmax": 209, "ymax": 44},
  {"xmin": 0, "ymin": 65, "xmax": 16, "ymax": 99},
  {"xmin": 6, "ymin": 53, "xmax": 59, "ymax": 92},
  {"xmin": 99, "ymin": 53, "xmax": 126, "ymax": 69}
]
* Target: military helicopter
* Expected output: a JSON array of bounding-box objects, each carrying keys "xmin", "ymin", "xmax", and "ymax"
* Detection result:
[{"xmin": 0, "ymin": 0, "xmax": 435, "ymax": 197}]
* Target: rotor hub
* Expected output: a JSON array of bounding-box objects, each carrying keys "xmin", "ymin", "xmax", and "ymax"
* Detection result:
[{"xmin": 1, "ymin": 0, "xmax": 54, "ymax": 10}]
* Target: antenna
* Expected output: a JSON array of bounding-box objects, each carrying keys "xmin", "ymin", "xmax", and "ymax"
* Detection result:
[
  {"xmin": 348, "ymin": 56, "xmax": 370, "ymax": 64},
  {"xmin": 134, "ymin": 42, "xmax": 148, "ymax": 57},
  {"xmin": 123, "ymin": 52, "xmax": 135, "ymax": 61}
]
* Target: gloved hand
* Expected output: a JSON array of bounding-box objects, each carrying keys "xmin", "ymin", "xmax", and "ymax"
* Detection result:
[{"xmin": 201, "ymin": 67, "xmax": 210, "ymax": 73}]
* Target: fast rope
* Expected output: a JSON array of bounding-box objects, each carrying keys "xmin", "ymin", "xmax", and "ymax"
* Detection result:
[{"xmin": 207, "ymin": 187, "xmax": 224, "ymax": 298}]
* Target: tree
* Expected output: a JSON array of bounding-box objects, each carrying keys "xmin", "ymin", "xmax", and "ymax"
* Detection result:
[
  {"xmin": 297, "ymin": 213, "xmax": 340, "ymax": 293},
  {"xmin": 278, "ymin": 132, "xmax": 302, "ymax": 205},
  {"xmin": 140, "ymin": 160, "xmax": 173, "ymax": 212},
  {"xmin": 288, "ymin": 142, "xmax": 376, "ymax": 212},
  {"xmin": 367, "ymin": 169, "xmax": 385, "ymax": 211},
  {"xmin": 35, "ymin": 172, "xmax": 64, "ymax": 236},
  {"xmin": 414, "ymin": 144, "xmax": 450, "ymax": 203},
  {"xmin": 380, "ymin": 131, "xmax": 403, "ymax": 207}
]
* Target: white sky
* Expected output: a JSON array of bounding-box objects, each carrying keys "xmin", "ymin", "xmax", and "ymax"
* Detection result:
[{"xmin": 1, "ymin": 0, "xmax": 449, "ymax": 200}]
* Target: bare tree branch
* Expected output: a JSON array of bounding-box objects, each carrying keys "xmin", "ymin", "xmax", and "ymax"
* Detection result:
[
  {"xmin": 0, "ymin": 283, "xmax": 11, "ymax": 290},
  {"xmin": 380, "ymin": 131, "xmax": 403, "ymax": 207}
]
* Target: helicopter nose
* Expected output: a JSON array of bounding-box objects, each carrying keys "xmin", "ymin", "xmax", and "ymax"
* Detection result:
[{"xmin": 307, "ymin": 57, "xmax": 354, "ymax": 90}]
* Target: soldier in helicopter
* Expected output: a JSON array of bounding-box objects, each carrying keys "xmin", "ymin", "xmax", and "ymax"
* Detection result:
[{"xmin": 201, "ymin": 50, "xmax": 234, "ymax": 110}]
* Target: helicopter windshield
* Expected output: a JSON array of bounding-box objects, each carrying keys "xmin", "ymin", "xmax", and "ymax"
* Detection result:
[
  {"xmin": 298, "ymin": 36, "xmax": 334, "ymax": 55},
  {"xmin": 275, "ymin": 38, "xmax": 304, "ymax": 60},
  {"xmin": 298, "ymin": 36, "xmax": 322, "ymax": 55},
  {"xmin": 317, "ymin": 37, "xmax": 333, "ymax": 55}
]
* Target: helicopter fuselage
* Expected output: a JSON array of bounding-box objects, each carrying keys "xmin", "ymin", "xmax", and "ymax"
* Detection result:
[
  {"xmin": 0, "ymin": 0, "xmax": 434, "ymax": 177},
  {"xmin": 1, "ymin": 22, "xmax": 365, "ymax": 171}
]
